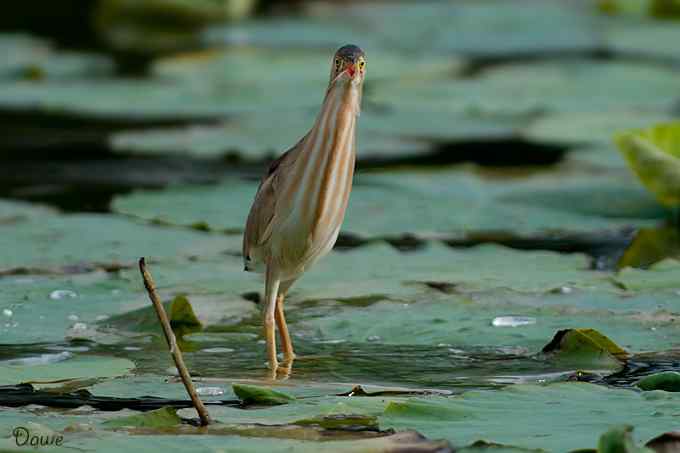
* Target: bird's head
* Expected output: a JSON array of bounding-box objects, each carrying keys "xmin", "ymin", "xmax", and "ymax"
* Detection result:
[{"xmin": 329, "ymin": 44, "xmax": 366, "ymax": 86}]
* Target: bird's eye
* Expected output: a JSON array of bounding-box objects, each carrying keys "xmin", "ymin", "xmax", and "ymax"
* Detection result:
[
  {"xmin": 359, "ymin": 60, "xmax": 366, "ymax": 70},
  {"xmin": 334, "ymin": 58, "xmax": 342, "ymax": 71}
]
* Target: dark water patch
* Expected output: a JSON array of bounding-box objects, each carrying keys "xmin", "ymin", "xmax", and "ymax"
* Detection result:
[
  {"xmin": 444, "ymin": 229, "xmax": 636, "ymax": 271},
  {"xmin": 603, "ymin": 350, "xmax": 680, "ymax": 388},
  {"xmin": 361, "ymin": 139, "xmax": 566, "ymax": 169}
]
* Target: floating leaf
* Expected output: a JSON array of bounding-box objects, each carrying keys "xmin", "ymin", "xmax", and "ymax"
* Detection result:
[
  {"xmin": 615, "ymin": 258, "xmax": 680, "ymax": 291},
  {"xmin": 112, "ymin": 164, "xmax": 666, "ymax": 240},
  {"xmin": 0, "ymin": 355, "xmax": 135, "ymax": 386},
  {"xmin": 0, "ymin": 211, "xmax": 237, "ymax": 273},
  {"xmin": 597, "ymin": 425, "xmax": 652, "ymax": 453},
  {"xmin": 233, "ymin": 384, "xmax": 295, "ymax": 406},
  {"xmin": 94, "ymin": 0, "xmax": 256, "ymax": 54},
  {"xmin": 103, "ymin": 407, "xmax": 181, "ymax": 429},
  {"xmin": 106, "ymin": 295, "xmax": 202, "ymax": 336},
  {"xmin": 541, "ymin": 329, "xmax": 627, "ymax": 370},
  {"xmin": 293, "ymin": 414, "xmax": 379, "ymax": 430},
  {"xmin": 615, "ymin": 122, "xmax": 680, "ymax": 207},
  {"xmin": 617, "ymin": 227, "xmax": 680, "ymax": 269},
  {"xmin": 381, "ymin": 383, "xmax": 680, "ymax": 451},
  {"xmin": 636, "ymin": 372, "xmax": 680, "ymax": 392},
  {"xmin": 523, "ymin": 112, "xmax": 674, "ymax": 147},
  {"xmin": 646, "ymin": 431, "xmax": 680, "ymax": 452}
]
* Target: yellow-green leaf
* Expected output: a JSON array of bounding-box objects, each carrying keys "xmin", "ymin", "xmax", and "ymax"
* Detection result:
[{"xmin": 615, "ymin": 122, "xmax": 680, "ymax": 207}]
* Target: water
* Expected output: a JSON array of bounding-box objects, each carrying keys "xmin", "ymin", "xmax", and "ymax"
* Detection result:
[
  {"xmin": 491, "ymin": 316, "xmax": 537, "ymax": 327},
  {"xmin": 49, "ymin": 290, "xmax": 78, "ymax": 300}
]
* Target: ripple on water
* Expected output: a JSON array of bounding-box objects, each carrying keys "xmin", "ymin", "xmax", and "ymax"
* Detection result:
[
  {"xmin": 49, "ymin": 290, "xmax": 78, "ymax": 300},
  {"xmin": 2, "ymin": 351, "xmax": 73, "ymax": 366},
  {"xmin": 491, "ymin": 316, "xmax": 537, "ymax": 327}
]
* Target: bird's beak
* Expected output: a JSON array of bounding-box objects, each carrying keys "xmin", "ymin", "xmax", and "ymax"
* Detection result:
[{"xmin": 346, "ymin": 63, "xmax": 357, "ymax": 79}]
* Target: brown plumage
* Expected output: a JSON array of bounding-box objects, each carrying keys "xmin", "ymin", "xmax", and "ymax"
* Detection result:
[{"xmin": 243, "ymin": 45, "xmax": 366, "ymax": 372}]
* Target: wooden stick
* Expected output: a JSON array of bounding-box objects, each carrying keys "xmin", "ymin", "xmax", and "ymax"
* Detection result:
[{"xmin": 138, "ymin": 257, "xmax": 212, "ymax": 426}]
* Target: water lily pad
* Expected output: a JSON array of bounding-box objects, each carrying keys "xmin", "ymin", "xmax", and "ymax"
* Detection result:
[
  {"xmin": 0, "ymin": 33, "xmax": 113, "ymax": 81},
  {"xmin": 207, "ymin": 1, "xmax": 600, "ymax": 58},
  {"xmin": 615, "ymin": 122, "xmax": 680, "ymax": 207},
  {"xmin": 614, "ymin": 258, "xmax": 680, "ymax": 291},
  {"xmin": 605, "ymin": 18, "xmax": 680, "ymax": 62},
  {"xmin": 110, "ymin": 113, "xmax": 433, "ymax": 160},
  {"xmin": 94, "ymin": 0, "xmax": 256, "ymax": 54},
  {"xmin": 370, "ymin": 61, "xmax": 680, "ymax": 116},
  {"xmin": 522, "ymin": 112, "xmax": 675, "ymax": 147},
  {"xmin": 0, "ymin": 355, "xmax": 135, "ymax": 386},
  {"xmin": 636, "ymin": 372, "xmax": 680, "ymax": 392},
  {"xmin": 0, "ymin": 211, "xmax": 237, "ymax": 273},
  {"xmin": 540, "ymin": 328, "xmax": 627, "ymax": 370},
  {"xmin": 617, "ymin": 227, "xmax": 680, "ymax": 269},
  {"xmin": 380, "ymin": 382, "xmax": 680, "ymax": 451},
  {"xmin": 598, "ymin": 425, "xmax": 652, "ymax": 453},
  {"xmin": 233, "ymin": 384, "xmax": 295, "ymax": 406},
  {"xmin": 103, "ymin": 407, "xmax": 181, "ymax": 429},
  {"xmin": 106, "ymin": 295, "xmax": 202, "ymax": 336},
  {"xmin": 112, "ymin": 163, "xmax": 666, "ymax": 240}
]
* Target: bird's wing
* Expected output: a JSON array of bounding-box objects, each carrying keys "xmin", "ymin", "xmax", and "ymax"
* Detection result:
[{"xmin": 242, "ymin": 137, "xmax": 304, "ymax": 270}]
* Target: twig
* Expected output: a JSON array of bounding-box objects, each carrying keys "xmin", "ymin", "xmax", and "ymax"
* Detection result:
[{"xmin": 138, "ymin": 257, "xmax": 212, "ymax": 426}]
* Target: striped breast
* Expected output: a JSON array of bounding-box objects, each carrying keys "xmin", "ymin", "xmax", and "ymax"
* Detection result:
[{"xmin": 272, "ymin": 79, "xmax": 360, "ymax": 276}]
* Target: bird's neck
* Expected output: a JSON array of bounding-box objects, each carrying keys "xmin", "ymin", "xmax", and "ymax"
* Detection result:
[{"xmin": 290, "ymin": 81, "xmax": 360, "ymax": 234}]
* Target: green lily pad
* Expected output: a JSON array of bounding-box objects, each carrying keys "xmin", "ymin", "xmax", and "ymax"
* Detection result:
[
  {"xmin": 615, "ymin": 122, "xmax": 680, "ymax": 207},
  {"xmin": 94, "ymin": 0, "xmax": 256, "ymax": 54},
  {"xmin": 0, "ymin": 355, "xmax": 135, "ymax": 386},
  {"xmin": 598, "ymin": 425, "xmax": 652, "ymax": 453},
  {"xmin": 103, "ymin": 407, "xmax": 181, "ymax": 429},
  {"xmin": 112, "ymin": 163, "xmax": 666, "ymax": 240},
  {"xmin": 207, "ymin": 2, "xmax": 599, "ymax": 58},
  {"xmin": 0, "ymin": 199, "xmax": 55, "ymax": 224},
  {"xmin": 0, "ymin": 210, "xmax": 238, "ymax": 273},
  {"xmin": 617, "ymin": 227, "xmax": 680, "ymax": 269},
  {"xmin": 605, "ymin": 19, "xmax": 680, "ymax": 62},
  {"xmin": 614, "ymin": 258, "xmax": 680, "ymax": 291},
  {"xmin": 106, "ymin": 295, "xmax": 202, "ymax": 336},
  {"xmin": 522, "ymin": 112, "xmax": 675, "ymax": 147},
  {"xmin": 636, "ymin": 372, "xmax": 680, "ymax": 392},
  {"xmin": 110, "ymin": 113, "xmax": 433, "ymax": 160},
  {"xmin": 233, "ymin": 384, "xmax": 295, "ymax": 406},
  {"xmin": 380, "ymin": 382, "xmax": 680, "ymax": 451},
  {"xmin": 370, "ymin": 61, "xmax": 680, "ymax": 116},
  {"xmin": 0, "ymin": 33, "xmax": 113, "ymax": 81},
  {"xmin": 540, "ymin": 329, "xmax": 627, "ymax": 370}
]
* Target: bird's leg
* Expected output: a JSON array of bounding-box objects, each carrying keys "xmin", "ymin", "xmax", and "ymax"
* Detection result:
[
  {"xmin": 276, "ymin": 279, "xmax": 296, "ymax": 364},
  {"xmin": 263, "ymin": 267, "xmax": 280, "ymax": 371},
  {"xmin": 276, "ymin": 295, "xmax": 295, "ymax": 363}
]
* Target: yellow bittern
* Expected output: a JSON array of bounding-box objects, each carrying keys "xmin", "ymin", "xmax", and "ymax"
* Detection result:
[{"xmin": 243, "ymin": 45, "xmax": 366, "ymax": 371}]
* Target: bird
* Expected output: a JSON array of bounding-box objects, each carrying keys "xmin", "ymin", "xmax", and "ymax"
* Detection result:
[{"xmin": 243, "ymin": 44, "xmax": 366, "ymax": 372}]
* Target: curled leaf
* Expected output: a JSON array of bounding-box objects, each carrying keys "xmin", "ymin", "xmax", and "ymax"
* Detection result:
[
  {"xmin": 615, "ymin": 122, "xmax": 680, "ymax": 207},
  {"xmin": 636, "ymin": 372, "xmax": 680, "ymax": 392},
  {"xmin": 232, "ymin": 384, "xmax": 295, "ymax": 406},
  {"xmin": 541, "ymin": 329, "xmax": 628, "ymax": 369}
]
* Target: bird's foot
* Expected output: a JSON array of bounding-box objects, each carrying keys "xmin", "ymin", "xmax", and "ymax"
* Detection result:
[{"xmin": 282, "ymin": 351, "xmax": 296, "ymax": 364}]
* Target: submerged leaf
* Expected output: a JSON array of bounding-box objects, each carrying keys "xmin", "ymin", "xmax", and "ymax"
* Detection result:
[
  {"xmin": 103, "ymin": 406, "xmax": 181, "ymax": 429},
  {"xmin": 637, "ymin": 372, "xmax": 680, "ymax": 392},
  {"xmin": 106, "ymin": 295, "xmax": 202, "ymax": 336},
  {"xmin": 597, "ymin": 425, "xmax": 652, "ymax": 453},
  {"xmin": 615, "ymin": 122, "xmax": 680, "ymax": 207},
  {"xmin": 0, "ymin": 355, "xmax": 135, "ymax": 386},
  {"xmin": 293, "ymin": 414, "xmax": 379, "ymax": 430},
  {"xmin": 233, "ymin": 384, "xmax": 295, "ymax": 406}
]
